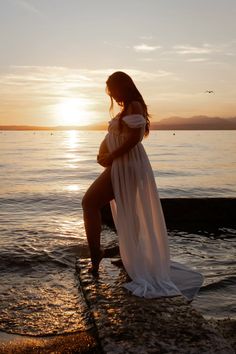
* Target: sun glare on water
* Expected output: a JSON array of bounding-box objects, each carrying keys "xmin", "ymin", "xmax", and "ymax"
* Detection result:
[{"xmin": 55, "ymin": 98, "xmax": 91, "ymax": 126}]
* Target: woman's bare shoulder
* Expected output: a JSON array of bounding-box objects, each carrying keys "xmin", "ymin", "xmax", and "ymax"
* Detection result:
[{"xmin": 126, "ymin": 101, "xmax": 144, "ymax": 115}]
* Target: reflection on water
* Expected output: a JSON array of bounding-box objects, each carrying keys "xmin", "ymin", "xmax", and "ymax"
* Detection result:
[
  {"xmin": 143, "ymin": 130, "xmax": 236, "ymax": 197},
  {"xmin": 1, "ymin": 130, "xmax": 235, "ymax": 198},
  {"xmin": 64, "ymin": 184, "xmax": 81, "ymax": 192},
  {"xmin": 65, "ymin": 130, "xmax": 80, "ymax": 149},
  {"xmin": 0, "ymin": 130, "xmax": 235, "ymax": 335}
]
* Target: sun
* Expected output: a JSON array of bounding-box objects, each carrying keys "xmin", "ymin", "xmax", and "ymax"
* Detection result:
[{"xmin": 55, "ymin": 97, "xmax": 91, "ymax": 126}]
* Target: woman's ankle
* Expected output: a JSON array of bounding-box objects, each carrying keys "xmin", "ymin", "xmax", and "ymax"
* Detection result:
[{"xmin": 90, "ymin": 248, "xmax": 104, "ymax": 268}]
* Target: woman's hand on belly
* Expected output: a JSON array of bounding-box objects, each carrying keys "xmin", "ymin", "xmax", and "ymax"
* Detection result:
[
  {"xmin": 97, "ymin": 152, "xmax": 113, "ymax": 167},
  {"xmin": 97, "ymin": 139, "xmax": 112, "ymax": 167}
]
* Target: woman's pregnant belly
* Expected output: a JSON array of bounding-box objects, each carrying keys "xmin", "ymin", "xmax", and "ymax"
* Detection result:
[{"xmin": 98, "ymin": 138, "xmax": 109, "ymax": 156}]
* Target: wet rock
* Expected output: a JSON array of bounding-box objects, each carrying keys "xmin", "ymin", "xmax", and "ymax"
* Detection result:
[{"xmin": 76, "ymin": 258, "xmax": 234, "ymax": 354}]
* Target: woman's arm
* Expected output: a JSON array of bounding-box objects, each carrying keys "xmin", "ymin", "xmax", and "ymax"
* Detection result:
[
  {"xmin": 111, "ymin": 100, "xmax": 144, "ymax": 159},
  {"xmin": 97, "ymin": 127, "xmax": 142, "ymax": 167},
  {"xmin": 110, "ymin": 126, "xmax": 142, "ymax": 159},
  {"xmin": 97, "ymin": 101, "xmax": 145, "ymax": 167}
]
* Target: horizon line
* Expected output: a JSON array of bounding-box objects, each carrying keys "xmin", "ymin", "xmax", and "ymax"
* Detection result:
[{"xmin": 1, "ymin": 115, "xmax": 236, "ymax": 131}]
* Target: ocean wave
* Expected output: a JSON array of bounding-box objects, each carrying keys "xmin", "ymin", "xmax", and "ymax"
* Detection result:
[
  {"xmin": 0, "ymin": 194, "xmax": 83, "ymax": 211},
  {"xmin": 0, "ymin": 244, "xmax": 89, "ymax": 272},
  {"xmin": 200, "ymin": 276, "xmax": 236, "ymax": 291},
  {"xmin": 158, "ymin": 186, "xmax": 235, "ymax": 198},
  {"xmin": 154, "ymin": 170, "xmax": 195, "ymax": 177}
]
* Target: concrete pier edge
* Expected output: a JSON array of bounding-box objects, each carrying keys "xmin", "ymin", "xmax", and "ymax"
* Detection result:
[{"xmin": 101, "ymin": 198, "xmax": 236, "ymax": 230}]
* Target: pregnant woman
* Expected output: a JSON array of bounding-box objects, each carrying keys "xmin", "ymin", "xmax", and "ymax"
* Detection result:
[{"xmin": 82, "ymin": 71, "xmax": 203, "ymax": 299}]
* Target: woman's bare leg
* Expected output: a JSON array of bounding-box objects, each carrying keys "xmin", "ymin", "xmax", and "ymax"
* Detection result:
[{"xmin": 82, "ymin": 166, "xmax": 114, "ymax": 273}]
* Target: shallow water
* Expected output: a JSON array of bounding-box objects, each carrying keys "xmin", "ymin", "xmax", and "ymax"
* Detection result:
[
  {"xmin": 168, "ymin": 228, "xmax": 236, "ymax": 319},
  {"xmin": 0, "ymin": 130, "xmax": 235, "ymax": 335}
]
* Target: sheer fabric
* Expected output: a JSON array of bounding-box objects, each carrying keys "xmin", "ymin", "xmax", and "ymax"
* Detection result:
[{"xmin": 105, "ymin": 114, "xmax": 203, "ymax": 300}]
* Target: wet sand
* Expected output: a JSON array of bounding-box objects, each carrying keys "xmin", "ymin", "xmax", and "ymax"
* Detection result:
[{"xmin": 0, "ymin": 330, "xmax": 100, "ymax": 354}]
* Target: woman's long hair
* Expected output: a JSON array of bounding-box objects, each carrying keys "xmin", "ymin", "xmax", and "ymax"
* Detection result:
[{"xmin": 106, "ymin": 71, "xmax": 150, "ymax": 136}]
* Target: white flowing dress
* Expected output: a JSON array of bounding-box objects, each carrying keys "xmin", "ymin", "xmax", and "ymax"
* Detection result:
[{"xmin": 105, "ymin": 114, "xmax": 203, "ymax": 300}]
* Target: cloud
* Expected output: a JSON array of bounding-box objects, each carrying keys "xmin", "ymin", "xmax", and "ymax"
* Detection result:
[
  {"xmin": 186, "ymin": 58, "xmax": 209, "ymax": 62},
  {"xmin": 103, "ymin": 41, "xmax": 130, "ymax": 50},
  {"xmin": 225, "ymin": 52, "xmax": 236, "ymax": 56},
  {"xmin": 0, "ymin": 66, "xmax": 174, "ymax": 103},
  {"xmin": 122, "ymin": 69, "xmax": 173, "ymax": 81},
  {"xmin": 138, "ymin": 58, "xmax": 154, "ymax": 62},
  {"xmin": 0, "ymin": 65, "xmax": 178, "ymax": 124},
  {"xmin": 173, "ymin": 45, "xmax": 212, "ymax": 55},
  {"xmin": 133, "ymin": 44, "xmax": 162, "ymax": 53},
  {"xmin": 157, "ymin": 92, "xmax": 203, "ymax": 100},
  {"xmin": 139, "ymin": 35, "xmax": 154, "ymax": 40},
  {"xmin": 173, "ymin": 42, "xmax": 236, "ymax": 57},
  {"xmin": 0, "ymin": 66, "xmax": 97, "ymax": 108}
]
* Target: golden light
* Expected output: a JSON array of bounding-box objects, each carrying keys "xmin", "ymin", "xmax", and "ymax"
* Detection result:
[
  {"xmin": 66, "ymin": 130, "xmax": 79, "ymax": 149},
  {"xmin": 65, "ymin": 184, "xmax": 81, "ymax": 192},
  {"xmin": 55, "ymin": 97, "xmax": 91, "ymax": 126}
]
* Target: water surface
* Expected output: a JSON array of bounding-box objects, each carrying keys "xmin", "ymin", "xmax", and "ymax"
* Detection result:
[{"xmin": 0, "ymin": 130, "xmax": 235, "ymax": 335}]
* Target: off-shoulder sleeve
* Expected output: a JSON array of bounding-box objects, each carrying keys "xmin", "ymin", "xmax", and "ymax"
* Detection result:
[{"xmin": 122, "ymin": 114, "xmax": 146, "ymax": 128}]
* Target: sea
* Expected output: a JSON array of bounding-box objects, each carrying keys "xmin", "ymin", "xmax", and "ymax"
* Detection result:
[{"xmin": 0, "ymin": 130, "xmax": 236, "ymax": 336}]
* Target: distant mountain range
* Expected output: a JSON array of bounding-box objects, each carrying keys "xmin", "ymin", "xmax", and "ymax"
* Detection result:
[
  {"xmin": 1, "ymin": 116, "xmax": 236, "ymax": 130},
  {"xmin": 151, "ymin": 116, "xmax": 236, "ymax": 130}
]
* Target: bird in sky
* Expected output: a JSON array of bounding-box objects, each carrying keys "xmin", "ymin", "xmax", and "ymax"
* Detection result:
[{"xmin": 205, "ymin": 90, "xmax": 215, "ymax": 94}]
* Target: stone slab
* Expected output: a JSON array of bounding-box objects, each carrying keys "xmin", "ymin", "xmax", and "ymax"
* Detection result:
[{"xmin": 76, "ymin": 257, "xmax": 234, "ymax": 354}]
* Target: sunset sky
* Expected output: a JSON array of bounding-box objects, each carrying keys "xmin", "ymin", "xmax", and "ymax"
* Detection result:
[{"xmin": 0, "ymin": 0, "xmax": 236, "ymax": 126}]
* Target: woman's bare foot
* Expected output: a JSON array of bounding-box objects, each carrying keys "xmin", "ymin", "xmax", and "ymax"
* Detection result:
[
  {"xmin": 88, "ymin": 249, "xmax": 104, "ymax": 276},
  {"xmin": 111, "ymin": 258, "xmax": 124, "ymax": 268}
]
